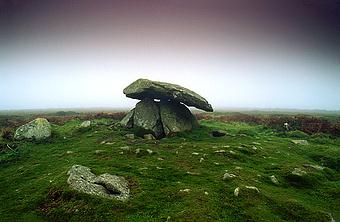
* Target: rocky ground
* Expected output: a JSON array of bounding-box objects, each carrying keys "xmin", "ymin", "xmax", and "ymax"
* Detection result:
[{"xmin": 0, "ymin": 114, "xmax": 339, "ymax": 221}]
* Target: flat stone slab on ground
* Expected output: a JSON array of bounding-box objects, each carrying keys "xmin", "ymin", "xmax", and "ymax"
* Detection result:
[{"xmin": 67, "ymin": 165, "xmax": 130, "ymax": 201}]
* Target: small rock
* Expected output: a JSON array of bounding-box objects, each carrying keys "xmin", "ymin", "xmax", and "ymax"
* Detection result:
[
  {"xmin": 223, "ymin": 145, "xmax": 230, "ymax": 148},
  {"xmin": 146, "ymin": 149, "xmax": 153, "ymax": 154},
  {"xmin": 80, "ymin": 120, "xmax": 91, "ymax": 128},
  {"xmin": 158, "ymin": 157, "xmax": 164, "ymax": 161},
  {"xmin": 214, "ymin": 162, "xmax": 220, "ymax": 165},
  {"xmin": 234, "ymin": 187, "xmax": 240, "ymax": 197},
  {"xmin": 223, "ymin": 173, "xmax": 237, "ymax": 180},
  {"xmin": 105, "ymin": 142, "xmax": 115, "ymax": 145},
  {"xmin": 270, "ymin": 175, "xmax": 279, "ymax": 185},
  {"xmin": 66, "ymin": 151, "xmax": 74, "ymax": 154},
  {"xmin": 95, "ymin": 150, "xmax": 105, "ymax": 154},
  {"xmin": 187, "ymin": 171, "xmax": 200, "ymax": 175},
  {"xmin": 211, "ymin": 130, "xmax": 227, "ymax": 137},
  {"xmin": 245, "ymin": 186, "xmax": 260, "ymax": 193},
  {"xmin": 303, "ymin": 164, "xmax": 324, "ymax": 171},
  {"xmin": 229, "ymin": 150, "xmax": 236, "ymax": 155},
  {"xmin": 125, "ymin": 134, "xmax": 135, "ymax": 139},
  {"xmin": 120, "ymin": 146, "xmax": 130, "ymax": 151},
  {"xmin": 192, "ymin": 152, "xmax": 199, "ymax": 155},
  {"xmin": 252, "ymin": 142, "xmax": 261, "ymax": 145},
  {"xmin": 119, "ymin": 151, "xmax": 124, "ymax": 155},
  {"xmin": 100, "ymin": 141, "xmax": 106, "ymax": 144},
  {"xmin": 179, "ymin": 189, "xmax": 191, "ymax": 193},
  {"xmin": 200, "ymin": 158, "xmax": 204, "ymax": 163},
  {"xmin": 292, "ymin": 168, "xmax": 307, "ymax": 176},
  {"xmin": 235, "ymin": 166, "xmax": 242, "ymax": 170},
  {"xmin": 214, "ymin": 150, "xmax": 226, "ymax": 153},
  {"xmin": 144, "ymin": 134, "xmax": 156, "ymax": 140},
  {"xmin": 291, "ymin": 140, "xmax": 309, "ymax": 145},
  {"xmin": 204, "ymin": 191, "xmax": 209, "ymax": 195}
]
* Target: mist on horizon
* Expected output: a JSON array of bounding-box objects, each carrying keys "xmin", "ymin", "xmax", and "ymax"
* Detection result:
[{"xmin": 1, "ymin": 0, "xmax": 340, "ymax": 111}]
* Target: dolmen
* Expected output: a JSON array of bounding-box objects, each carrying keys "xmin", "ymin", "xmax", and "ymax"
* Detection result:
[{"xmin": 120, "ymin": 79, "xmax": 213, "ymax": 139}]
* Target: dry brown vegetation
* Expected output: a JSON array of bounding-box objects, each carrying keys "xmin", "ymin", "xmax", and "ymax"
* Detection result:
[{"xmin": 196, "ymin": 113, "xmax": 340, "ymax": 137}]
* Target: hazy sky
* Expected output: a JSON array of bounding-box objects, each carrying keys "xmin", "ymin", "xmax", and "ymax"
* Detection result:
[{"xmin": 1, "ymin": 0, "xmax": 340, "ymax": 110}]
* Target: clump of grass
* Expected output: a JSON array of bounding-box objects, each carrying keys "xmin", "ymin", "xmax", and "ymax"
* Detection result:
[
  {"xmin": 310, "ymin": 154, "xmax": 340, "ymax": 171},
  {"xmin": 285, "ymin": 130, "xmax": 309, "ymax": 139},
  {"xmin": 1, "ymin": 127, "xmax": 14, "ymax": 141},
  {"xmin": 284, "ymin": 172, "xmax": 321, "ymax": 188},
  {"xmin": 271, "ymin": 199, "xmax": 332, "ymax": 222}
]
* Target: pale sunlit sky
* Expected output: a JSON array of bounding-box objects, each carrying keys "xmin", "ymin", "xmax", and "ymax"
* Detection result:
[{"xmin": 1, "ymin": 0, "xmax": 339, "ymax": 111}]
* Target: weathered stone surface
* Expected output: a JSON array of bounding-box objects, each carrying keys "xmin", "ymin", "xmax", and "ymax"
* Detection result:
[
  {"xmin": 134, "ymin": 98, "xmax": 164, "ymax": 138},
  {"xmin": 160, "ymin": 101, "xmax": 198, "ymax": 136},
  {"xmin": 67, "ymin": 165, "xmax": 129, "ymax": 201},
  {"xmin": 303, "ymin": 163, "xmax": 324, "ymax": 171},
  {"xmin": 234, "ymin": 186, "xmax": 260, "ymax": 197},
  {"xmin": 291, "ymin": 140, "xmax": 309, "ymax": 145},
  {"xmin": 144, "ymin": 134, "xmax": 156, "ymax": 140},
  {"xmin": 123, "ymin": 79, "xmax": 213, "ymax": 112},
  {"xmin": 223, "ymin": 173, "xmax": 237, "ymax": 180},
  {"xmin": 245, "ymin": 186, "xmax": 260, "ymax": 193},
  {"xmin": 125, "ymin": 133, "xmax": 135, "ymax": 139},
  {"xmin": 234, "ymin": 187, "xmax": 240, "ymax": 196},
  {"xmin": 270, "ymin": 175, "xmax": 279, "ymax": 185},
  {"xmin": 291, "ymin": 168, "xmax": 307, "ymax": 176},
  {"xmin": 80, "ymin": 120, "xmax": 91, "ymax": 128},
  {"xmin": 120, "ymin": 109, "xmax": 134, "ymax": 128},
  {"xmin": 14, "ymin": 118, "xmax": 51, "ymax": 140}
]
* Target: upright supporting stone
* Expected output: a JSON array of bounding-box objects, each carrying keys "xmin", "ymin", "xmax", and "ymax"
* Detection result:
[
  {"xmin": 133, "ymin": 98, "xmax": 164, "ymax": 139},
  {"xmin": 160, "ymin": 101, "xmax": 198, "ymax": 136},
  {"xmin": 120, "ymin": 109, "xmax": 134, "ymax": 128}
]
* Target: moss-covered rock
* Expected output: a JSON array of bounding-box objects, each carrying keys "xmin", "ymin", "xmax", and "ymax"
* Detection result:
[
  {"xmin": 67, "ymin": 165, "xmax": 130, "ymax": 201},
  {"xmin": 14, "ymin": 118, "xmax": 51, "ymax": 140}
]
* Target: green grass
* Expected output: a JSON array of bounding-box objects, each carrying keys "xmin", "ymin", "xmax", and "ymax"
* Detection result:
[{"xmin": 0, "ymin": 118, "xmax": 339, "ymax": 221}]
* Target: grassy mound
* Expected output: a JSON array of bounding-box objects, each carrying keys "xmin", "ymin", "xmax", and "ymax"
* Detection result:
[{"xmin": 0, "ymin": 117, "xmax": 339, "ymax": 221}]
